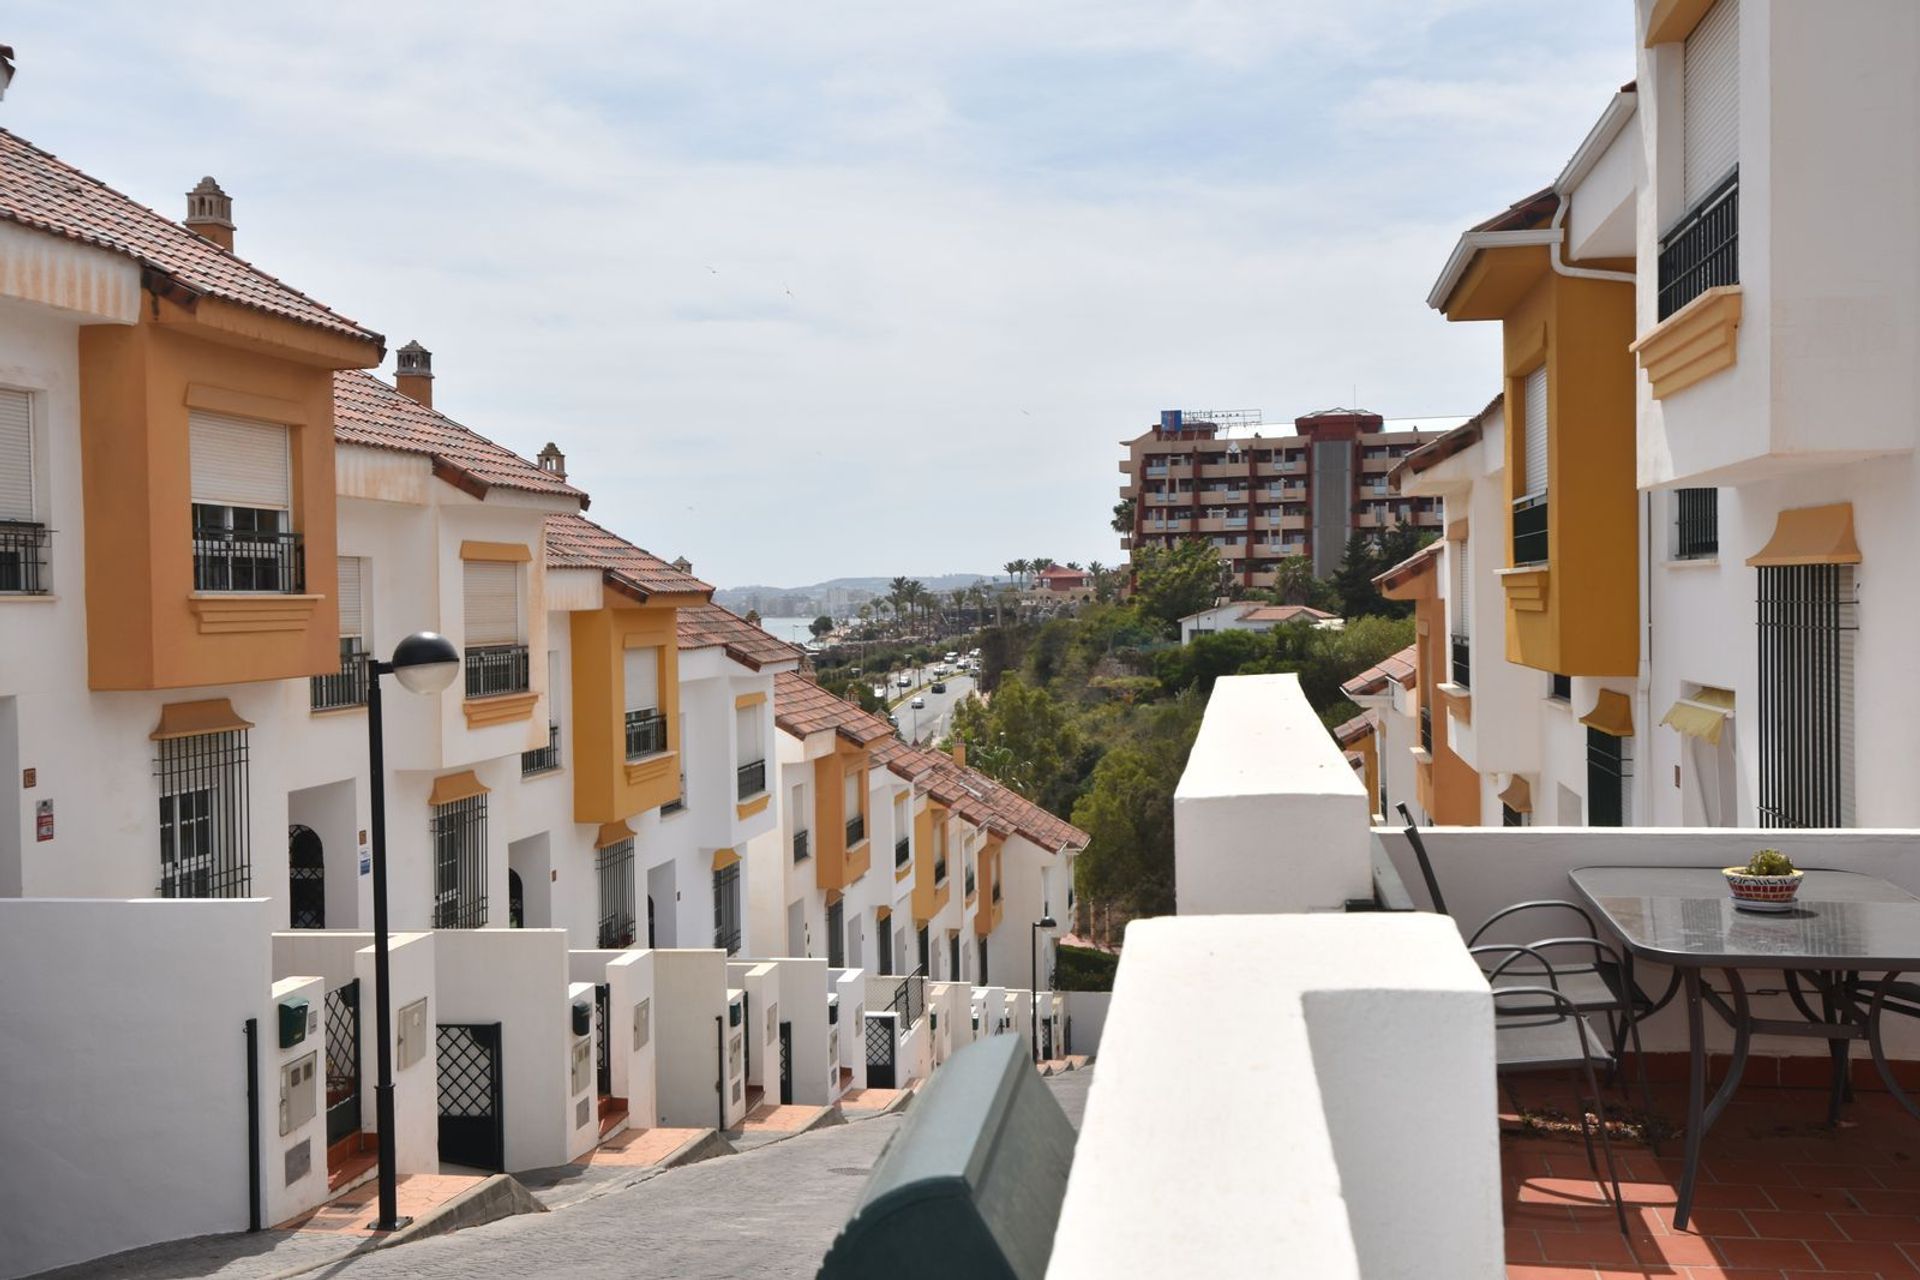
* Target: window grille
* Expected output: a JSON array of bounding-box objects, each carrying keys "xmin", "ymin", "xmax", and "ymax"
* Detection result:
[
  {"xmin": 156, "ymin": 729, "xmax": 251, "ymax": 898},
  {"xmin": 521, "ymin": 721, "xmax": 562, "ymax": 775},
  {"xmin": 1674, "ymin": 488, "xmax": 1719, "ymax": 560},
  {"xmin": 713, "ymin": 862, "xmax": 742, "ymax": 954},
  {"xmin": 1586, "ymin": 728, "xmax": 1632, "ymax": 828},
  {"xmin": 1758, "ymin": 564, "xmax": 1856, "ymax": 828},
  {"xmin": 624, "ymin": 708, "xmax": 666, "ymax": 760},
  {"xmin": 596, "ymin": 839, "xmax": 636, "ymax": 948},
  {"xmin": 465, "ymin": 644, "xmax": 530, "ymax": 699},
  {"xmin": 192, "ymin": 504, "xmax": 301, "ymax": 593},
  {"xmin": 826, "ymin": 898, "xmax": 844, "ymax": 969},
  {"xmin": 431, "ymin": 794, "xmax": 488, "ymax": 927},
  {"xmin": 737, "ymin": 758, "xmax": 766, "ymax": 801},
  {"xmin": 1549, "ymin": 673, "xmax": 1572, "ymax": 701},
  {"xmin": 1501, "ymin": 804, "xmax": 1527, "ymax": 828},
  {"xmin": 311, "ymin": 636, "xmax": 369, "ymax": 711}
]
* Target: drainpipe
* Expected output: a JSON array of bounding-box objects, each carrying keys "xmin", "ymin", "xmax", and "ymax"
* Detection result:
[
  {"xmin": 1546, "ymin": 196, "xmax": 1636, "ymax": 285},
  {"xmin": 244, "ymin": 1017, "xmax": 261, "ymax": 1233},
  {"xmin": 715, "ymin": 1014, "xmax": 726, "ymax": 1130}
]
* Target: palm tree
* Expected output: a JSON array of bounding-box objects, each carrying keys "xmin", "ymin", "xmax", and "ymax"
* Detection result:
[{"xmin": 1004, "ymin": 559, "xmax": 1025, "ymax": 591}]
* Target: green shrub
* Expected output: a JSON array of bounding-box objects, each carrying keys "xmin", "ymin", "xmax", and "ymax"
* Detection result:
[{"xmin": 1055, "ymin": 943, "xmax": 1119, "ymax": 992}]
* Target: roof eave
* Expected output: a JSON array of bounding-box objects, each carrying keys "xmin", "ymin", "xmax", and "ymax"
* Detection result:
[
  {"xmin": 1426, "ymin": 229, "xmax": 1563, "ymax": 313},
  {"xmin": 1553, "ymin": 89, "xmax": 1639, "ymax": 197}
]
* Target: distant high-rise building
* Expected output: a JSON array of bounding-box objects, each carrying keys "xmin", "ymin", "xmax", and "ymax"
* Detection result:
[{"xmin": 1117, "ymin": 408, "xmax": 1442, "ymax": 586}]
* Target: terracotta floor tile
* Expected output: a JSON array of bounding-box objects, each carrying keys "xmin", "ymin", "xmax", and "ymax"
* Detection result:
[
  {"xmin": 1507, "ymin": 1266, "xmax": 1601, "ymax": 1280},
  {"xmin": 1737, "ymin": 1209, "xmax": 1848, "ymax": 1241},
  {"xmin": 1803, "ymin": 1238, "xmax": 1920, "ymax": 1273},
  {"xmin": 1831, "ymin": 1212, "xmax": 1920, "ymax": 1243},
  {"xmin": 1507, "ymin": 1228, "xmax": 1546, "ymax": 1262},
  {"xmin": 1632, "ymin": 1232, "xmax": 1718, "ymax": 1267},
  {"xmin": 1787, "ymin": 1162, "xmax": 1886, "ymax": 1189},
  {"xmin": 1538, "ymin": 1231, "xmax": 1638, "ymax": 1265},
  {"xmin": 1710, "ymin": 1236, "xmax": 1817, "ymax": 1268},
  {"xmin": 1845, "ymin": 1186, "xmax": 1920, "ymax": 1214}
]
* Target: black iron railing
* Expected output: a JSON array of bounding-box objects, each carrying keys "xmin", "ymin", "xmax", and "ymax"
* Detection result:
[
  {"xmin": 845, "ymin": 813, "xmax": 865, "ymax": 846},
  {"xmin": 1511, "ymin": 495, "xmax": 1548, "ymax": 566},
  {"xmin": 1658, "ymin": 169, "xmax": 1738, "ymax": 321},
  {"xmin": 465, "ymin": 643, "xmax": 530, "ymax": 699},
  {"xmin": 662, "ymin": 770, "xmax": 686, "ymax": 815},
  {"xmin": 1419, "ymin": 704, "xmax": 1433, "ymax": 754},
  {"xmin": 521, "ymin": 721, "xmax": 561, "ymax": 776},
  {"xmin": 430, "ymin": 793, "xmax": 488, "ymax": 928},
  {"xmin": 311, "ymin": 637, "xmax": 369, "ymax": 711},
  {"xmin": 1549, "ymin": 672, "xmax": 1572, "ymax": 701},
  {"xmin": 1450, "ymin": 634, "xmax": 1470, "ymax": 690},
  {"xmin": 156, "ymin": 728, "xmax": 252, "ymax": 899},
  {"xmin": 192, "ymin": 524, "xmax": 303, "ymax": 593},
  {"xmin": 991, "ymin": 880, "xmax": 1001, "ymax": 904},
  {"xmin": 1675, "ymin": 487, "xmax": 1719, "ymax": 560},
  {"xmin": 1757, "ymin": 563, "xmax": 1855, "ymax": 829},
  {"xmin": 895, "ymin": 836, "xmax": 910, "ymax": 868},
  {"xmin": 793, "ymin": 829, "xmax": 810, "ymax": 863},
  {"xmin": 624, "ymin": 707, "xmax": 666, "ymax": 759},
  {"xmin": 0, "ymin": 521, "xmax": 50, "ymax": 594},
  {"xmin": 597, "ymin": 839, "xmax": 636, "ymax": 948},
  {"xmin": 965, "ymin": 868, "xmax": 976, "ymax": 898},
  {"xmin": 1586, "ymin": 728, "xmax": 1629, "ymax": 828},
  {"xmin": 889, "ymin": 966, "xmax": 927, "ymax": 1027},
  {"xmin": 737, "ymin": 759, "xmax": 766, "ymax": 801},
  {"xmin": 934, "ymin": 855, "xmax": 948, "ymax": 885}
]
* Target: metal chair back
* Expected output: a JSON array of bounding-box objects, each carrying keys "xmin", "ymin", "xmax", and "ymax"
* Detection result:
[{"xmin": 1395, "ymin": 802, "xmax": 1449, "ymax": 916}]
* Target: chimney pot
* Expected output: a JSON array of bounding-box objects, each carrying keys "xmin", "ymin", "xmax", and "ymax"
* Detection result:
[
  {"xmin": 395, "ymin": 340, "xmax": 434, "ymax": 409},
  {"xmin": 184, "ymin": 176, "xmax": 234, "ymax": 251},
  {"xmin": 536, "ymin": 441, "xmax": 567, "ymax": 480},
  {"xmin": 671, "ymin": 555, "xmax": 692, "ymax": 574}
]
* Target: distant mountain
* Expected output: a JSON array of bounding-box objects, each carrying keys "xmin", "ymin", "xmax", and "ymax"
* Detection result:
[{"xmin": 715, "ymin": 574, "xmax": 1005, "ymax": 617}]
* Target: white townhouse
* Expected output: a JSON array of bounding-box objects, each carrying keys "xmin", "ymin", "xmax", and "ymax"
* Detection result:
[{"xmin": 1631, "ymin": 0, "xmax": 1920, "ymax": 829}]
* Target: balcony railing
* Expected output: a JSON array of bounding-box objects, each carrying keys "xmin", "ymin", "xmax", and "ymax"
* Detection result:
[
  {"xmin": 310, "ymin": 637, "xmax": 369, "ymax": 711},
  {"xmin": 521, "ymin": 721, "xmax": 561, "ymax": 776},
  {"xmin": 1419, "ymin": 703, "xmax": 1433, "ymax": 755},
  {"xmin": 1511, "ymin": 495, "xmax": 1548, "ymax": 566},
  {"xmin": 965, "ymin": 868, "xmax": 976, "ymax": 898},
  {"xmin": 1675, "ymin": 487, "xmax": 1719, "ymax": 560},
  {"xmin": 0, "ymin": 521, "xmax": 50, "ymax": 594},
  {"xmin": 461, "ymin": 644, "xmax": 528, "ymax": 700},
  {"xmin": 736, "ymin": 758, "xmax": 766, "ymax": 801},
  {"xmin": 1450, "ymin": 634, "xmax": 1470, "ymax": 691},
  {"xmin": 192, "ymin": 525, "xmax": 303, "ymax": 593},
  {"xmin": 934, "ymin": 855, "xmax": 948, "ymax": 885},
  {"xmin": 992, "ymin": 880, "xmax": 1002, "ymax": 904},
  {"xmin": 793, "ymin": 829, "xmax": 810, "ymax": 863},
  {"xmin": 1657, "ymin": 169, "xmax": 1738, "ymax": 321},
  {"xmin": 894, "ymin": 836, "xmax": 910, "ymax": 869},
  {"xmin": 845, "ymin": 813, "xmax": 865, "ymax": 847},
  {"xmin": 623, "ymin": 707, "xmax": 666, "ymax": 759}
]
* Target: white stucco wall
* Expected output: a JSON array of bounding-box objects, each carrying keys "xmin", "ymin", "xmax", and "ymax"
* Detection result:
[
  {"xmin": 652, "ymin": 948, "xmax": 729, "ymax": 1128},
  {"xmin": 1048, "ymin": 914, "xmax": 1500, "ymax": 1280},
  {"xmin": 356, "ymin": 931, "xmax": 439, "ymax": 1173},
  {"xmin": 0, "ymin": 898, "xmax": 288, "ymax": 1279},
  {"xmin": 1175, "ymin": 674, "xmax": 1371, "ymax": 912}
]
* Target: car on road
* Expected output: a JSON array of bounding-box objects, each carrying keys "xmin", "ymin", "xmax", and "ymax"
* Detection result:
[
  {"xmin": 930, "ymin": 681, "xmax": 947, "ymax": 693},
  {"xmin": 897, "ymin": 674, "xmax": 913, "ymax": 688},
  {"xmin": 944, "ymin": 651, "xmax": 959, "ymax": 664},
  {"xmin": 910, "ymin": 696, "xmax": 925, "ymax": 708}
]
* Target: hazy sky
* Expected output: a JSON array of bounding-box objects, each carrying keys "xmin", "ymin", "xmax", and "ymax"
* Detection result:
[{"xmin": 4, "ymin": 2, "xmax": 1632, "ymax": 587}]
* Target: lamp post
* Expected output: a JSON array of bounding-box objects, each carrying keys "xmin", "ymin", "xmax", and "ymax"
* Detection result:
[
  {"xmin": 1030, "ymin": 913, "xmax": 1057, "ymax": 1063},
  {"xmin": 365, "ymin": 631, "xmax": 461, "ymax": 1231}
]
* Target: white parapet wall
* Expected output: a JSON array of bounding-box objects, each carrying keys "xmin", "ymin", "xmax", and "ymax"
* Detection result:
[
  {"xmin": 1050, "ymin": 914, "xmax": 1501, "ymax": 1280},
  {"xmin": 1174, "ymin": 673, "xmax": 1372, "ymax": 914},
  {"xmin": 654, "ymin": 949, "xmax": 729, "ymax": 1128},
  {"xmin": 0, "ymin": 898, "xmax": 298, "ymax": 1279}
]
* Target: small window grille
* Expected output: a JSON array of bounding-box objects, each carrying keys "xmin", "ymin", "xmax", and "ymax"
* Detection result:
[
  {"xmin": 156, "ymin": 729, "xmax": 252, "ymax": 898},
  {"xmin": 431, "ymin": 795, "xmax": 488, "ymax": 927},
  {"xmin": 596, "ymin": 839, "xmax": 636, "ymax": 948}
]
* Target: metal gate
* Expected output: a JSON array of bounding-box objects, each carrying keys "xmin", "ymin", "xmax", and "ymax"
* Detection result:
[
  {"xmin": 437, "ymin": 1023, "xmax": 505, "ymax": 1172},
  {"xmin": 323, "ymin": 979, "xmax": 360, "ymax": 1147},
  {"xmin": 594, "ymin": 983, "xmax": 612, "ymax": 1097},
  {"xmin": 865, "ymin": 1012, "xmax": 897, "ymax": 1089},
  {"xmin": 1041, "ymin": 1017, "xmax": 1053, "ymax": 1063},
  {"xmin": 778, "ymin": 1020, "xmax": 793, "ymax": 1105}
]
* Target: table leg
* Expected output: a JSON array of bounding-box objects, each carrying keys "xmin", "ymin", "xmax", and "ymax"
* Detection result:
[
  {"xmin": 1676, "ymin": 968, "xmax": 1707, "ymax": 1231},
  {"xmin": 1823, "ymin": 976, "xmax": 1849, "ymax": 1126},
  {"xmin": 1702, "ymin": 967, "xmax": 1752, "ymax": 1131},
  {"xmin": 1866, "ymin": 971, "xmax": 1920, "ymax": 1123}
]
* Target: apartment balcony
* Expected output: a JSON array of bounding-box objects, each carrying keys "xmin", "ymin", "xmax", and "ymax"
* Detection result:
[
  {"xmin": 309, "ymin": 638, "xmax": 368, "ymax": 712},
  {"xmin": 793, "ymin": 829, "xmax": 810, "ymax": 863},
  {"xmin": 1510, "ymin": 496, "xmax": 1548, "ymax": 566},
  {"xmin": 1146, "ymin": 492, "xmax": 1185, "ymax": 506},
  {"xmin": 1197, "ymin": 461, "xmax": 1250, "ymax": 480},
  {"xmin": 845, "ymin": 813, "xmax": 866, "ymax": 848},
  {"xmin": 0, "ymin": 521, "xmax": 51, "ymax": 595},
  {"xmin": 466, "ymin": 643, "xmax": 531, "ymax": 700},
  {"xmin": 1449, "ymin": 633, "xmax": 1470, "ymax": 691},
  {"xmin": 894, "ymin": 836, "xmax": 910, "ymax": 870},
  {"xmin": 624, "ymin": 708, "xmax": 666, "ymax": 760},
  {"xmin": 736, "ymin": 758, "xmax": 767, "ymax": 801},
  {"xmin": 1143, "ymin": 463, "xmax": 1170, "ymax": 479},
  {"xmin": 1656, "ymin": 170, "xmax": 1738, "ymax": 324},
  {"xmin": 520, "ymin": 720, "xmax": 562, "ymax": 776}
]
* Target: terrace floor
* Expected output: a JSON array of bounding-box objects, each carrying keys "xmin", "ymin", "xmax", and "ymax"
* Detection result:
[{"xmin": 1505, "ymin": 1078, "xmax": 1920, "ymax": 1279}]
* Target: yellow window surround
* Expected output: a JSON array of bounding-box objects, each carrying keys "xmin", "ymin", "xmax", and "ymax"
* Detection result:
[
  {"xmin": 460, "ymin": 540, "xmax": 531, "ymax": 563},
  {"xmin": 1579, "ymin": 690, "xmax": 1635, "ymax": 738},
  {"xmin": 1496, "ymin": 775, "xmax": 1532, "ymax": 815},
  {"xmin": 428, "ymin": 770, "xmax": 489, "ymax": 807},
  {"xmin": 1746, "ymin": 504, "xmax": 1861, "ymax": 567},
  {"xmin": 151, "ymin": 697, "xmax": 254, "ymax": 740},
  {"xmin": 1630, "ymin": 286, "xmax": 1742, "ymax": 400}
]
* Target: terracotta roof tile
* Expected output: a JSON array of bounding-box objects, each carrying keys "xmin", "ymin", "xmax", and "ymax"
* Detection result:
[
  {"xmin": 774, "ymin": 671, "xmax": 895, "ymax": 746},
  {"xmin": 1333, "ymin": 713, "xmax": 1375, "ymax": 746},
  {"xmin": 1371, "ymin": 539, "xmax": 1442, "ymax": 592},
  {"xmin": 677, "ymin": 603, "xmax": 804, "ymax": 670},
  {"xmin": 0, "ymin": 129, "xmax": 379, "ymax": 345},
  {"xmin": 544, "ymin": 512, "xmax": 712, "ymax": 600},
  {"xmin": 335, "ymin": 371, "xmax": 588, "ymax": 502},
  {"xmin": 1340, "ymin": 644, "xmax": 1419, "ymax": 699},
  {"xmin": 873, "ymin": 738, "xmax": 1089, "ymax": 853},
  {"xmin": 1240, "ymin": 604, "xmax": 1337, "ymax": 624}
]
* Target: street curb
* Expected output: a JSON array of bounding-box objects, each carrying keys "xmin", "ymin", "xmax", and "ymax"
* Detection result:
[
  {"xmin": 383, "ymin": 1173, "xmax": 548, "ymax": 1247},
  {"xmin": 661, "ymin": 1128, "xmax": 735, "ymax": 1168}
]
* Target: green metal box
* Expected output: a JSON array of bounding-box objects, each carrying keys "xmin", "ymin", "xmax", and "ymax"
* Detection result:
[{"xmin": 277, "ymin": 996, "xmax": 309, "ymax": 1050}]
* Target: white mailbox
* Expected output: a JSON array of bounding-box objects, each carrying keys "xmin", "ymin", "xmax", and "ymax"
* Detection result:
[{"xmin": 397, "ymin": 998, "xmax": 428, "ymax": 1071}]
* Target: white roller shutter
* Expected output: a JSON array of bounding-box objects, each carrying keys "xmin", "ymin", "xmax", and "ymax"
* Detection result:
[
  {"xmin": 735, "ymin": 705, "xmax": 758, "ymax": 766},
  {"xmin": 337, "ymin": 556, "xmax": 366, "ymax": 639},
  {"xmin": 189, "ymin": 410, "xmax": 291, "ymax": 510},
  {"xmin": 624, "ymin": 645, "xmax": 660, "ymax": 712},
  {"xmin": 1522, "ymin": 366, "xmax": 1549, "ymax": 498},
  {"xmin": 843, "ymin": 768, "xmax": 860, "ymax": 813},
  {"xmin": 1452, "ymin": 541, "xmax": 1471, "ymax": 639},
  {"xmin": 0, "ymin": 389, "xmax": 32, "ymax": 521},
  {"xmin": 1683, "ymin": 0, "xmax": 1740, "ymax": 206},
  {"xmin": 463, "ymin": 561, "xmax": 519, "ymax": 646}
]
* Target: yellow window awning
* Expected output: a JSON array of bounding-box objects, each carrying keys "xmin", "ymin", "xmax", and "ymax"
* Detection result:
[
  {"xmin": 1496, "ymin": 775, "xmax": 1532, "ymax": 815},
  {"xmin": 711, "ymin": 847, "xmax": 740, "ymax": 872},
  {"xmin": 1747, "ymin": 503, "xmax": 1861, "ymax": 567},
  {"xmin": 151, "ymin": 698, "xmax": 255, "ymax": 741},
  {"xmin": 1660, "ymin": 687, "xmax": 1734, "ymax": 745},
  {"xmin": 427, "ymin": 770, "xmax": 489, "ymax": 807},
  {"xmin": 596, "ymin": 821, "xmax": 635, "ymax": 850},
  {"xmin": 1578, "ymin": 690, "xmax": 1634, "ymax": 738},
  {"xmin": 875, "ymin": 905, "xmax": 891, "ymax": 921}
]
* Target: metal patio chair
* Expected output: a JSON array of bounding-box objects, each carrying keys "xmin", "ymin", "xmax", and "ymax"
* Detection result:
[
  {"xmin": 1483, "ymin": 945, "xmax": 1632, "ymax": 1237},
  {"xmin": 1395, "ymin": 804, "xmax": 1658, "ymax": 1135}
]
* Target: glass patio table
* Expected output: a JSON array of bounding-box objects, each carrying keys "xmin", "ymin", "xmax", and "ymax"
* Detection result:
[{"xmin": 1569, "ymin": 866, "xmax": 1920, "ymax": 1229}]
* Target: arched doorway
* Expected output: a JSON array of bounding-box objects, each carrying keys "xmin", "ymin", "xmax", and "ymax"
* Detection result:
[
  {"xmin": 508, "ymin": 869, "xmax": 525, "ymax": 929},
  {"xmin": 289, "ymin": 824, "xmax": 325, "ymax": 929}
]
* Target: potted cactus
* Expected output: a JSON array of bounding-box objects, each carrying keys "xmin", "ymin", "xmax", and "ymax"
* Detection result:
[{"xmin": 1723, "ymin": 849, "xmax": 1804, "ymax": 910}]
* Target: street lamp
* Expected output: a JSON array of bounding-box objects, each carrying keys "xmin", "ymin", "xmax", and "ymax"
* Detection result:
[
  {"xmin": 1030, "ymin": 913, "xmax": 1057, "ymax": 1063},
  {"xmin": 365, "ymin": 630, "xmax": 460, "ymax": 1231}
]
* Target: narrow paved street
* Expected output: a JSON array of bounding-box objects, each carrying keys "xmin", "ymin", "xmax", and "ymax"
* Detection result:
[{"xmin": 42, "ymin": 1069, "xmax": 1092, "ymax": 1280}]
